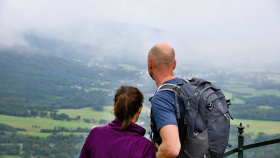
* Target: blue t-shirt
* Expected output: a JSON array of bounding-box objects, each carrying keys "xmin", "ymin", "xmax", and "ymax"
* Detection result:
[{"xmin": 151, "ymin": 77, "xmax": 186, "ymax": 144}]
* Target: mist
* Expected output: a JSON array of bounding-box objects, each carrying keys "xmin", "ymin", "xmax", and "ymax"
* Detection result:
[{"xmin": 0, "ymin": 0, "xmax": 280, "ymax": 68}]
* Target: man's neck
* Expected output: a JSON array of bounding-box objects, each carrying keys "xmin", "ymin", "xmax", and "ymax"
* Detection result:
[{"xmin": 156, "ymin": 75, "xmax": 177, "ymax": 87}]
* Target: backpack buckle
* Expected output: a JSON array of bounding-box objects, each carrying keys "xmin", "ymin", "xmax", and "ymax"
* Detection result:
[{"xmin": 226, "ymin": 99, "xmax": 231, "ymax": 108}]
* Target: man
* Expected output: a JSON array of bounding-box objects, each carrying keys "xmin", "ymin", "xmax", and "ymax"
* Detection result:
[{"xmin": 148, "ymin": 43, "xmax": 186, "ymax": 158}]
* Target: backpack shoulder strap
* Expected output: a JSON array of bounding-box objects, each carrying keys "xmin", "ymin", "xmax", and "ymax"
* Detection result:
[
  {"xmin": 149, "ymin": 79, "xmax": 190, "ymax": 119},
  {"xmin": 149, "ymin": 83, "xmax": 179, "ymax": 101},
  {"xmin": 155, "ymin": 83, "xmax": 183, "ymax": 119},
  {"xmin": 156, "ymin": 83, "xmax": 180, "ymax": 93}
]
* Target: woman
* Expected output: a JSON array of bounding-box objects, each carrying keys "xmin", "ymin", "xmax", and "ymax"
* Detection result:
[{"xmin": 79, "ymin": 85, "xmax": 155, "ymax": 158}]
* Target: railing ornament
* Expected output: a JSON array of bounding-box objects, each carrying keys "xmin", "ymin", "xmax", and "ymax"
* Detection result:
[{"xmin": 237, "ymin": 123, "xmax": 245, "ymax": 136}]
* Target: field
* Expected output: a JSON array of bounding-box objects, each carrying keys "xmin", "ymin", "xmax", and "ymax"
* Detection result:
[
  {"xmin": 221, "ymin": 80, "xmax": 280, "ymax": 98},
  {"xmin": 221, "ymin": 89, "xmax": 280, "ymax": 105},
  {"xmin": 57, "ymin": 105, "xmax": 151, "ymax": 120},
  {"xmin": 223, "ymin": 91, "xmax": 245, "ymax": 104},
  {"xmin": 57, "ymin": 106, "xmax": 115, "ymax": 120},
  {"xmin": 231, "ymin": 119, "xmax": 280, "ymax": 139},
  {"xmin": 0, "ymin": 105, "xmax": 152, "ymax": 138},
  {"xmin": 0, "ymin": 156, "xmax": 21, "ymax": 158},
  {"xmin": 0, "ymin": 114, "xmax": 97, "ymax": 137},
  {"xmin": 1, "ymin": 112, "xmax": 280, "ymax": 140}
]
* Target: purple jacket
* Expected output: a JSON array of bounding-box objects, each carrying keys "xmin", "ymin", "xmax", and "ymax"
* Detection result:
[{"xmin": 79, "ymin": 118, "xmax": 155, "ymax": 158}]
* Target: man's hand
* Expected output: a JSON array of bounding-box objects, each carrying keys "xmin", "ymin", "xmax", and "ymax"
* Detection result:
[{"xmin": 156, "ymin": 125, "xmax": 181, "ymax": 158}]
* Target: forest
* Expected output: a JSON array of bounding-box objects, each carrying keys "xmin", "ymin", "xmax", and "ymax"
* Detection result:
[{"xmin": 0, "ymin": 124, "xmax": 84, "ymax": 158}]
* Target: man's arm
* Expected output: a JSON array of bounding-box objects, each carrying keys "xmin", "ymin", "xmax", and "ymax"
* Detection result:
[{"xmin": 156, "ymin": 124, "xmax": 181, "ymax": 158}]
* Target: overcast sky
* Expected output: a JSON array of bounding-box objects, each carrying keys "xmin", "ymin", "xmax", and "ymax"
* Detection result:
[{"xmin": 0, "ymin": 0, "xmax": 279, "ymax": 63}]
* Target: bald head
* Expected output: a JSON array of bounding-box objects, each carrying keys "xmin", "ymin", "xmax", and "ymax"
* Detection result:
[{"xmin": 148, "ymin": 43, "xmax": 175, "ymax": 69}]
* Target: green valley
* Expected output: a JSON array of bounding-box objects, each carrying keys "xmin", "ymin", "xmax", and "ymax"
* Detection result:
[{"xmin": 1, "ymin": 49, "xmax": 280, "ymax": 158}]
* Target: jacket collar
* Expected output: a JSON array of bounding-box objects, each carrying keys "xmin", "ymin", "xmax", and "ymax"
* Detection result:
[{"xmin": 109, "ymin": 118, "xmax": 146, "ymax": 136}]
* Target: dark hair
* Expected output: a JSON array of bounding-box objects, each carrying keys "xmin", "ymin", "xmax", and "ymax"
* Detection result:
[{"xmin": 113, "ymin": 85, "xmax": 144, "ymax": 130}]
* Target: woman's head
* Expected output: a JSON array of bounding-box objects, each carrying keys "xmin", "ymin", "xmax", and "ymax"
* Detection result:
[{"xmin": 113, "ymin": 85, "xmax": 144, "ymax": 130}]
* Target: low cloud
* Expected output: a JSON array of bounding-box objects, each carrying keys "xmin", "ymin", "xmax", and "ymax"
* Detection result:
[{"xmin": 0, "ymin": 0, "xmax": 279, "ymax": 65}]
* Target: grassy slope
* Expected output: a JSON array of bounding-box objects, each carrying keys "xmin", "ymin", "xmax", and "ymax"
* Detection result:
[
  {"xmin": 231, "ymin": 119, "xmax": 280, "ymax": 138},
  {"xmin": 0, "ymin": 156, "xmax": 21, "ymax": 158},
  {"xmin": 57, "ymin": 107, "xmax": 114, "ymax": 120},
  {"xmin": 0, "ymin": 105, "xmax": 151, "ymax": 137},
  {"xmin": 223, "ymin": 91, "xmax": 245, "ymax": 104},
  {"xmin": 0, "ymin": 115, "xmax": 97, "ymax": 132},
  {"xmin": 222, "ymin": 81, "xmax": 280, "ymax": 94},
  {"xmin": 57, "ymin": 105, "xmax": 150, "ymax": 120}
]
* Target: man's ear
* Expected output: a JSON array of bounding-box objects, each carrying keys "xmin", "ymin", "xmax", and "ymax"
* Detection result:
[
  {"xmin": 173, "ymin": 60, "xmax": 177, "ymax": 70},
  {"xmin": 148, "ymin": 58, "xmax": 152, "ymax": 68}
]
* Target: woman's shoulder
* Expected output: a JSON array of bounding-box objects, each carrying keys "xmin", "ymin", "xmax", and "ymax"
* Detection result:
[
  {"xmin": 132, "ymin": 134, "xmax": 154, "ymax": 147},
  {"xmin": 133, "ymin": 136, "xmax": 155, "ymax": 158},
  {"xmin": 89, "ymin": 125, "xmax": 110, "ymax": 135}
]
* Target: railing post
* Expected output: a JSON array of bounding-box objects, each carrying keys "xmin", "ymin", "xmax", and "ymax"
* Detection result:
[{"xmin": 237, "ymin": 123, "xmax": 245, "ymax": 158}]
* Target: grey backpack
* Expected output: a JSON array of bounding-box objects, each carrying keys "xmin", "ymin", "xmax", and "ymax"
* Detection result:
[{"xmin": 150, "ymin": 78, "xmax": 232, "ymax": 158}]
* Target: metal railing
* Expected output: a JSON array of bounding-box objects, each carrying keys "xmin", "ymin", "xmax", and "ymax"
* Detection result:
[{"xmin": 223, "ymin": 123, "xmax": 280, "ymax": 158}]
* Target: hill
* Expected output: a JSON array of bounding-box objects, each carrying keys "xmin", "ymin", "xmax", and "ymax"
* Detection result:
[{"xmin": 0, "ymin": 49, "xmax": 146, "ymax": 117}]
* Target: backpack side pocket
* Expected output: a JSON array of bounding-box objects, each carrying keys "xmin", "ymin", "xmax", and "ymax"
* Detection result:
[{"xmin": 182, "ymin": 129, "xmax": 209, "ymax": 158}]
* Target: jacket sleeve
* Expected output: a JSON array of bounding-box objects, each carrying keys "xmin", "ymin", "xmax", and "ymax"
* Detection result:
[
  {"xmin": 79, "ymin": 140, "xmax": 89, "ymax": 158},
  {"xmin": 79, "ymin": 129, "xmax": 95, "ymax": 158}
]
